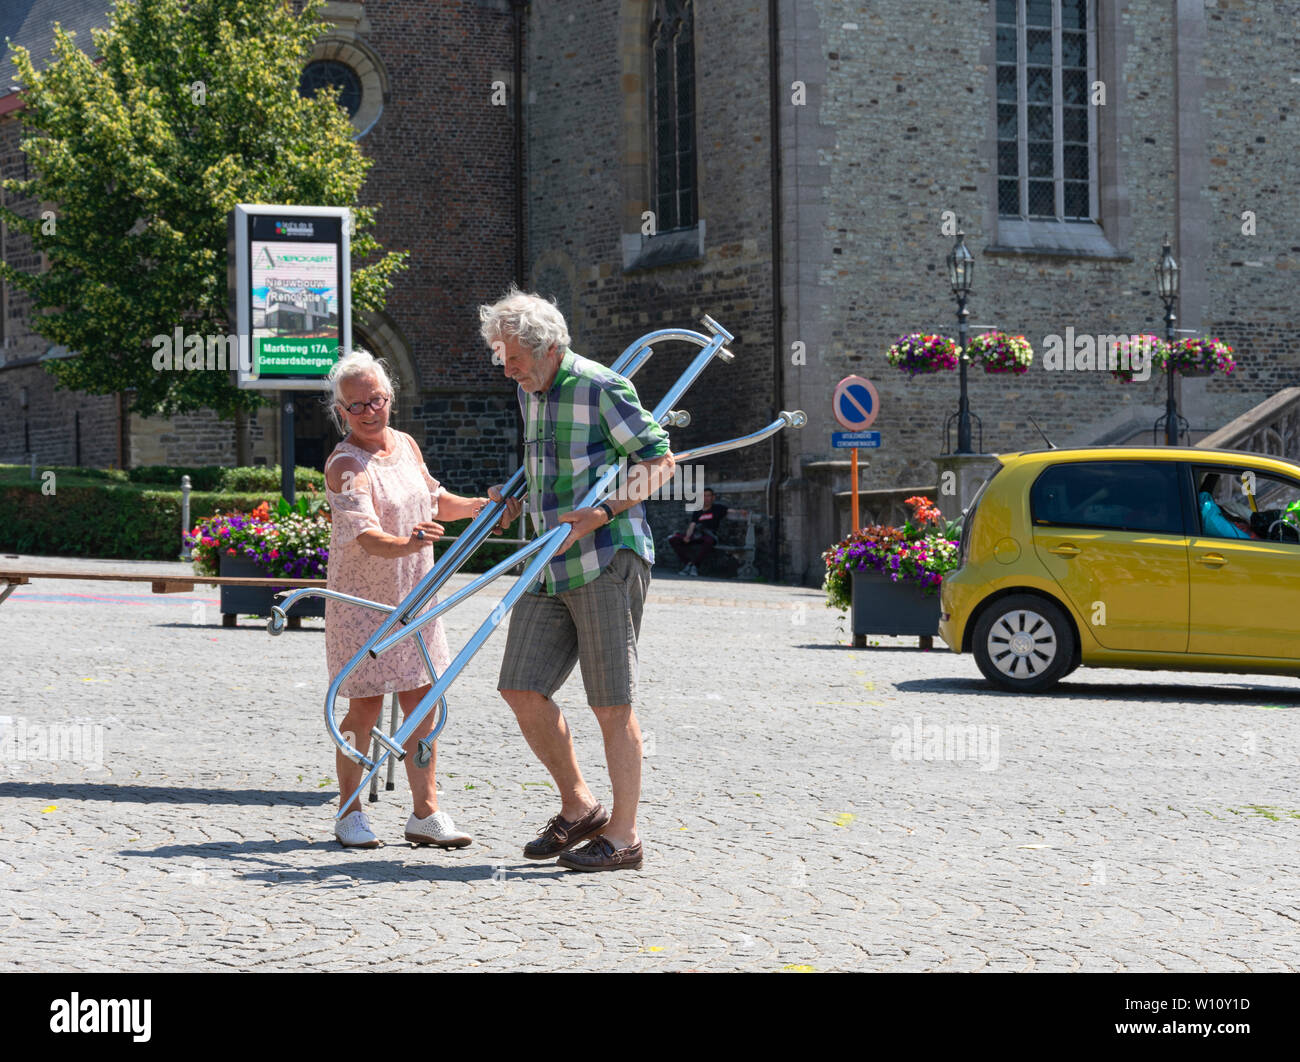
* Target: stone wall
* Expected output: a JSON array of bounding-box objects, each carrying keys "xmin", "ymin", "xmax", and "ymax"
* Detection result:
[
  {"xmin": 411, "ymin": 391, "xmax": 520, "ymax": 492},
  {"xmin": 776, "ymin": 0, "xmax": 1300, "ymax": 581},
  {"xmin": 525, "ymin": 0, "xmax": 778, "ymax": 499}
]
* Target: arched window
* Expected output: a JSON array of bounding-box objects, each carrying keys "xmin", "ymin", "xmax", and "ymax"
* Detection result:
[
  {"xmin": 651, "ymin": 1, "xmax": 697, "ymax": 232},
  {"xmin": 299, "ymin": 60, "xmax": 363, "ymax": 120}
]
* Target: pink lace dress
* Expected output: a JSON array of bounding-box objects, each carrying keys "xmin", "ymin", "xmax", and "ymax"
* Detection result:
[{"xmin": 324, "ymin": 431, "xmax": 453, "ymax": 698}]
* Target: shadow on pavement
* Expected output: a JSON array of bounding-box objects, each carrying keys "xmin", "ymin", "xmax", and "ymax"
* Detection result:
[
  {"xmin": 119, "ymin": 837, "xmax": 579, "ymax": 886},
  {"xmin": 896, "ymin": 676, "xmax": 1300, "ymax": 704},
  {"xmin": 0, "ymin": 781, "xmax": 335, "ymax": 805},
  {"xmin": 794, "ymin": 643, "xmax": 937, "ymax": 652},
  {"xmin": 153, "ymin": 623, "xmax": 324, "ymax": 633}
]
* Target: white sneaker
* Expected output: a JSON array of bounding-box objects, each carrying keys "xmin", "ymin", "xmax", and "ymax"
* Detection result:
[
  {"xmin": 405, "ymin": 810, "xmax": 473, "ymax": 848},
  {"xmin": 335, "ymin": 810, "xmax": 380, "ymax": 849}
]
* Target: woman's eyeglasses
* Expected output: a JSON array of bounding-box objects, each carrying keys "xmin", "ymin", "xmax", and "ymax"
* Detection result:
[{"xmin": 340, "ymin": 396, "xmax": 390, "ymax": 415}]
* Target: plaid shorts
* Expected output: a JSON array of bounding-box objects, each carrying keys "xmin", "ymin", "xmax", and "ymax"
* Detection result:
[{"xmin": 497, "ymin": 548, "xmax": 651, "ymax": 707}]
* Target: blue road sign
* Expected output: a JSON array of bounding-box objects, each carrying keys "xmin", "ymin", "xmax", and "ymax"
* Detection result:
[
  {"xmin": 832, "ymin": 431, "xmax": 881, "ymax": 449},
  {"xmin": 832, "ymin": 375, "xmax": 879, "ymax": 431}
]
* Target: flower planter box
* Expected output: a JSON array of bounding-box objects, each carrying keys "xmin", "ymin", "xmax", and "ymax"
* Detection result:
[
  {"xmin": 850, "ymin": 568, "xmax": 939, "ymax": 649},
  {"xmin": 218, "ymin": 554, "xmax": 325, "ymax": 627}
]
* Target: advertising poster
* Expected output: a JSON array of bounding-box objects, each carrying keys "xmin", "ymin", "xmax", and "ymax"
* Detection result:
[
  {"xmin": 232, "ymin": 206, "xmax": 351, "ymax": 390},
  {"xmin": 252, "ymin": 233, "xmax": 339, "ymax": 377}
]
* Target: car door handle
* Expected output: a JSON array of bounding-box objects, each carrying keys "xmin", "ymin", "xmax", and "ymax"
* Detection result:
[
  {"xmin": 1197, "ymin": 553, "xmax": 1228, "ymax": 567},
  {"xmin": 1048, "ymin": 544, "xmax": 1080, "ymax": 556}
]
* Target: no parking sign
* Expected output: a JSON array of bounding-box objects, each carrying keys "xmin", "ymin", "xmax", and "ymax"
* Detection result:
[
  {"xmin": 833, "ymin": 375, "xmax": 878, "ymax": 534},
  {"xmin": 833, "ymin": 375, "xmax": 879, "ymax": 431}
]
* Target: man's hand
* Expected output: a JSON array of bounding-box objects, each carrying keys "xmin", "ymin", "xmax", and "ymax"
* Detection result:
[
  {"xmin": 557, "ymin": 506, "xmax": 608, "ymax": 553},
  {"xmin": 487, "ymin": 484, "xmax": 523, "ymax": 536}
]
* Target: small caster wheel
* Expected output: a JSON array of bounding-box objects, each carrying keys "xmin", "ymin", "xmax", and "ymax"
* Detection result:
[
  {"xmin": 414, "ymin": 740, "xmax": 432, "ymax": 768},
  {"xmin": 267, "ymin": 607, "xmax": 287, "ymax": 636}
]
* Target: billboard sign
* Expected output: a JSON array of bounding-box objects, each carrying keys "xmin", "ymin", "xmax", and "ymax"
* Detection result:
[{"xmin": 230, "ymin": 204, "xmax": 352, "ymax": 390}]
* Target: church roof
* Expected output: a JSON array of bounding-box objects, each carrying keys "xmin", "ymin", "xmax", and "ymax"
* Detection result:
[{"xmin": 1, "ymin": 0, "xmax": 110, "ymax": 82}]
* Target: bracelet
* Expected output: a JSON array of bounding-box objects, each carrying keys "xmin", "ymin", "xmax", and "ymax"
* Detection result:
[{"xmin": 596, "ymin": 502, "xmax": 616, "ymax": 524}]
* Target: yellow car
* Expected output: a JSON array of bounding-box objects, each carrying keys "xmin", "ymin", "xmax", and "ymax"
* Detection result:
[{"xmin": 939, "ymin": 447, "xmax": 1300, "ymax": 692}]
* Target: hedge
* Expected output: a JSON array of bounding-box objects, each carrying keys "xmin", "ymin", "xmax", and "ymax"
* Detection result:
[
  {"xmin": 0, "ymin": 464, "xmax": 324, "ymax": 493},
  {"xmin": 0, "ymin": 484, "xmax": 288, "ymax": 560}
]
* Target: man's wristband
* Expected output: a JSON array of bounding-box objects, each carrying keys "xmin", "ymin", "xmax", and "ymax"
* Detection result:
[{"xmin": 596, "ymin": 502, "xmax": 616, "ymax": 525}]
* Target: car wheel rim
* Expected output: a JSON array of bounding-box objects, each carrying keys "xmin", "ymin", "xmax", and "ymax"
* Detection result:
[{"xmin": 987, "ymin": 608, "xmax": 1057, "ymax": 679}]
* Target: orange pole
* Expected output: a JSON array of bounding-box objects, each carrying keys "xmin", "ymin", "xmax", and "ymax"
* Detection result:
[{"xmin": 851, "ymin": 447, "xmax": 860, "ymax": 531}]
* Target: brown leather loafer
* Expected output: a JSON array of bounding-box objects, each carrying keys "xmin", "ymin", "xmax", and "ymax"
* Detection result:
[
  {"xmin": 556, "ymin": 835, "xmax": 643, "ymax": 872},
  {"xmin": 522, "ymin": 803, "xmax": 610, "ymax": 860}
]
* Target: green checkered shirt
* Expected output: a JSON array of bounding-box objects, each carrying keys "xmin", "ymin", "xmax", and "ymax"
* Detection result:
[{"xmin": 521, "ymin": 348, "xmax": 671, "ymax": 594}]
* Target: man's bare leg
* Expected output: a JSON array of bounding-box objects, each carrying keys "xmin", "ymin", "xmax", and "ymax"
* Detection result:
[
  {"xmin": 590, "ymin": 702, "xmax": 641, "ymax": 849},
  {"xmin": 500, "ymin": 688, "xmax": 598, "ymax": 821}
]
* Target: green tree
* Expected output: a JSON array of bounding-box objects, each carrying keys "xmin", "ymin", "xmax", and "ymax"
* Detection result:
[{"xmin": 0, "ymin": 0, "xmax": 407, "ymax": 418}]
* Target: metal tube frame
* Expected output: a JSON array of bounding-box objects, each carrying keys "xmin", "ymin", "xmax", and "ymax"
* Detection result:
[{"xmin": 270, "ymin": 316, "xmax": 803, "ymax": 818}]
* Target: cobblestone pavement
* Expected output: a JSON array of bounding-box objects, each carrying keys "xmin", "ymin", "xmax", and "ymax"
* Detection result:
[{"xmin": 1, "ymin": 553, "xmax": 1298, "ymax": 971}]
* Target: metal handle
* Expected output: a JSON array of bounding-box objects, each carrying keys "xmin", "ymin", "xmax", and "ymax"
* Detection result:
[
  {"xmin": 1197, "ymin": 553, "xmax": 1228, "ymax": 567},
  {"xmin": 1048, "ymin": 544, "xmax": 1080, "ymax": 556}
]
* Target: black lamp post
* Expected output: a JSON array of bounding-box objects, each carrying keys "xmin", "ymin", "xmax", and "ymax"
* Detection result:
[
  {"xmin": 947, "ymin": 230, "xmax": 976, "ymax": 454},
  {"xmin": 1155, "ymin": 236, "xmax": 1183, "ymax": 446}
]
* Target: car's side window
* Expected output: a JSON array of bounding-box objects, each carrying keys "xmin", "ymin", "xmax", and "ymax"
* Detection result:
[
  {"xmin": 1030, "ymin": 460, "xmax": 1183, "ymax": 534},
  {"xmin": 1194, "ymin": 466, "xmax": 1300, "ymax": 544}
]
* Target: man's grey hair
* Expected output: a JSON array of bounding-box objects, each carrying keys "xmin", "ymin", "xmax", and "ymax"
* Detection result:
[
  {"xmin": 326, "ymin": 348, "xmax": 396, "ymax": 433},
  {"xmin": 478, "ymin": 287, "xmax": 571, "ymax": 359}
]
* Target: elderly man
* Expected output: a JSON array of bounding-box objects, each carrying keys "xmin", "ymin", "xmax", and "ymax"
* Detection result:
[{"xmin": 483, "ymin": 289, "xmax": 675, "ymax": 872}]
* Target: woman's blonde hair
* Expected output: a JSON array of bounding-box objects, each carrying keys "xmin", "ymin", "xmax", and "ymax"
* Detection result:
[{"xmin": 326, "ymin": 348, "xmax": 396, "ymax": 433}]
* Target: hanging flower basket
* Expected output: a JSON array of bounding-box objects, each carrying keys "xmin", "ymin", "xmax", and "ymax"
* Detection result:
[
  {"xmin": 1109, "ymin": 334, "xmax": 1168, "ymax": 384},
  {"xmin": 965, "ymin": 331, "xmax": 1034, "ymax": 375},
  {"xmin": 1155, "ymin": 336, "xmax": 1236, "ymax": 377},
  {"xmin": 886, "ymin": 333, "xmax": 960, "ymax": 376}
]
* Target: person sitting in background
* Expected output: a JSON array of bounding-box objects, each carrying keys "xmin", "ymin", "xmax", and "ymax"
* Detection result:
[
  {"xmin": 669, "ymin": 488, "xmax": 727, "ymax": 576},
  {"xmin": 1198, "ymin": 474, "xmax": 1251, "ymax": 540}
]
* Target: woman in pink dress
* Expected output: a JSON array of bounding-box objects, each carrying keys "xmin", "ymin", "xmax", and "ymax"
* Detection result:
[{"xmin": 323, "ymin": 350, "xmax": 493, "ymax": 850}]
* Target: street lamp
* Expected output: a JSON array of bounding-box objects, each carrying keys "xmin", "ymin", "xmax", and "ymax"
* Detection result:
[
  {"xmin": 946, "ymin": 230, "xmax": 977, "ymax": 454},
  {"xmin": 1154, "ymin": 236, "xmax": 1184, "ymax": 445}
]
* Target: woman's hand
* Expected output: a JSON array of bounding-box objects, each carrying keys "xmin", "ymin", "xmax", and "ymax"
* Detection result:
[{"xmin": 409, "ymin": 520, "xmax": 445, "ymax": 550}]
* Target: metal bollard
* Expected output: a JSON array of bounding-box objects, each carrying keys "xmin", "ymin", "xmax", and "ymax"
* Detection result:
[
  {"xmin": 180, "ymin": 475, "xmax": 192, "ymax": 560},
  {"xmin": 29, "ymin": 453, "xmax": 35, "ymax": 480}
]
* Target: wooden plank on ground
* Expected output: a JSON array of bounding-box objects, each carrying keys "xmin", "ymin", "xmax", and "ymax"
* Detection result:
[{"xmin": 0, "ymin": 569, "xmax": 325, "ymax": 590}]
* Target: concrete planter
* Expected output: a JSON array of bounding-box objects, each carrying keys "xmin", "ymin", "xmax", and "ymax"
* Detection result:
[
  {"xmin": 218, "ymin": 554, "xmax": 324, "ymax": 627},
  {"xmin": 850, "ymin": 568, "xmax": 939, "ymax": 649}
]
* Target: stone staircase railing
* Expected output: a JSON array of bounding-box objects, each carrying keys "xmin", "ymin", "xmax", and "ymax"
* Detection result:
[{"xmin": 1196, "ymin": 387, "xmax": 1300, "ymax": 458}]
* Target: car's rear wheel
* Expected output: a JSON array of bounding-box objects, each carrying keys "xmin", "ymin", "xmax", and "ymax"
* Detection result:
[{"xmin": 972, "ymin": 594, "xmax": 1075, "ymax": 692}]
